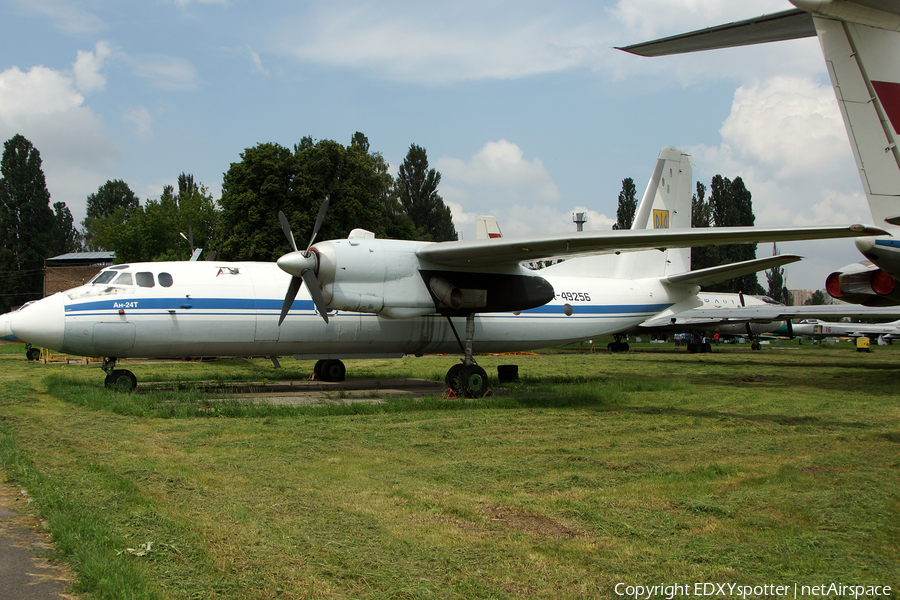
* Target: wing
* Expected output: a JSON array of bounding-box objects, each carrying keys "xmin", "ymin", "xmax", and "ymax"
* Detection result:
[
  {"xmin": 415, "ymin": 225, "xmax": 887, "ymax": 267},
  {"xmin": 616, "ymin": 8, "xmax": 816, "ymax": 57},
  {"xmin": 671, "ymin": 304, "xmax": 900, "ymax": 323}
]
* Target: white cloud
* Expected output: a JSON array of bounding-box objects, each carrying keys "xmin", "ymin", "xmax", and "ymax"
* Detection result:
[
  {"xmin": 435, "ymin": 140, "xmax": 617, "ymax": 238},
  {"xmin": 271, "ymin": 3, "xmax": 613, "ymax": 83},
  {"xmin": 73, "ymin": 41, "xmax": 113, "ymax": 94},
  {"xmin": 124, "ymin": 106, "xmax": 153, "ymax": 140},
  {"xmin": 131, "ymin": 55, "xmax": 200, "ymax": 90},
  {"xmin": 245, "ymin": 45, "xmax": 267, "ymax": 75},
  {"xmin": 438, "ymin": 140, "xmax": 560, "ymax": 202},
  {"xmin": 689, "ymin": 75, "xmax": 867, "ymax": 227},
  {"xmin": 0, "ymin": 59, "xmax": 121, "ymax": 224},
  {"xmin": 12, "ymin": 0, "xmax": 106, "ymax": 34}
]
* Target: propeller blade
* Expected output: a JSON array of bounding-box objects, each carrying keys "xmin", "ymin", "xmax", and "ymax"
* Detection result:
[
  {"xmin": 277, "ymin": 195, "xmax": 332, "ymax": 326},
  {"xmin": 302, "ymin": 269, "xmax": 329, "ymax": 323},
  {"xmin": 306, "ymin": 195, "xmax": 330, "ymax": 252},
  {"xmin": 786, "ymin": 319, "xmax": 794, "ymax": 339},
  {"xmin": 278, "ymin": 210, "xmax": 298, "ymax": 253},
  {"xmin": 279, "ymin": 275, "xmax": 303, "ymax": 326}
]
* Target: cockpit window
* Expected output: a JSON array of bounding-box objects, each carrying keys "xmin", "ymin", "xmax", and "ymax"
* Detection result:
[
  {"xmin": 92, "ymin": 271, "xmax": 117, "ymax": 284},
  {"xmin": 136, "ymin": 272, "xmax": 155, "ymax": 288},
  {"xmin": 158, "ymin": 272, "xmax": 173, "ymax": 287},
  {"xmin": 114, "ymin": 272, "xmax": 133, "ymax": 286}
]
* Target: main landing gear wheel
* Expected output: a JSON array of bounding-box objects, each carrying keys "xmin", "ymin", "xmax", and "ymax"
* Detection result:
[
  {"xmin": 315, "ymin": 359, "xmax": 346, "ymax": 382},
  {"xmin": 106, "ymin": 369, "xmax": 137, "ymax": 393},
  {"xmin": 25, "ymin": 347, "xmax": 40, "ymax": 361},
  {"xmin": 447, "ymin": 364, "xmax": 488, "ymax": 398}
]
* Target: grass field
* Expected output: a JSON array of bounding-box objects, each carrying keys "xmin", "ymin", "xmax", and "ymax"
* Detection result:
[{"xmin": 0, "ymin": 339, "xmax": 898, "ymax": 599}]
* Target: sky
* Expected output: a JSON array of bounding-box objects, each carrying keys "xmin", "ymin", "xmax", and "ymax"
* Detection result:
[{"xmin": 0, "ymin": 0, "xmax": 874, "ymax": 290}]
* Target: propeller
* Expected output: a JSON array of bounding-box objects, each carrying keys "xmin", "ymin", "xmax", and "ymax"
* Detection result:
[{"xmin": 276, "ymin": 196, "xmax": 331, "ymax": 325}]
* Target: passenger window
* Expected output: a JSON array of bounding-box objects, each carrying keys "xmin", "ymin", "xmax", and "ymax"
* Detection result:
[
  {"xmin": 158, "ymin": 272, "xmax": 174, "ymax": 287},
  {"xmin": 92, "ymin": 271, "xmax": 116, "ymax": 284},
  {"xmin": 114, "ymin": 272, "xmax": 133, "ymax": 285},
  {"xmin": 136, "ymin": 272, "xmax": 155, "ymax": 288}
]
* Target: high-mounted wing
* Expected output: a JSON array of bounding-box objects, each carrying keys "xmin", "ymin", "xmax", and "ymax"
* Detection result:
[{"xmin": 415, "ymin": 224, "xmax": 887, "ymax": 268}]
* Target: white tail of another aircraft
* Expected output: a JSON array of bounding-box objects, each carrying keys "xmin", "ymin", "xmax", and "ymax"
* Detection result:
[
  {"xmin": 618, "ymin": 1, "xmax": 900, "ymax": 227},
  {"xmin": 814, "ymin": 12, "xmax": 900, "ymax": 224}
]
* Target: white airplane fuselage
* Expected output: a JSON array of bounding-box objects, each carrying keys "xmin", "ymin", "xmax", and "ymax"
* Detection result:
[{"xmin": 11, "ymin": 258, "xmax": 692, "ymax": 360}]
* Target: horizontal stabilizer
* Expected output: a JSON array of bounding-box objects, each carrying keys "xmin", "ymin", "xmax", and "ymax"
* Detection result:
[
  {"xmin": 664, "ymin": 254, "xmax": 803, "ymax": 287},
  {"xmin": 617, "ymin": 9, "xmax": 815, "ymax": 57}
]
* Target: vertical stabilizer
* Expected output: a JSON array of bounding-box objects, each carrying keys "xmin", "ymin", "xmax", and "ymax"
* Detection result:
[
  {"xmin": 624, "ymin": 147, "xmax": 693, "ymax": 278},
  {"xmin": 475, "ymin": 215, "xmax": 503, "ymax": 239},
  {"xmin": 814, "ymin": 15, "xmax": 900, "ymax": 224}
]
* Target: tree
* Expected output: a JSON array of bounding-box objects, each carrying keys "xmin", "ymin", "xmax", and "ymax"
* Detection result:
[
  {"xmin": 690, "ymin": 181, "xmax": 717, "ymax": 272},
  {"xmin": 804, "ymin": 289, "xmax": 828, "ymax": 305},
  {"xmin": 693, "ymin": 175, "xmax": 764, "ymax": 295},
  {"xmin": 82, "ymin": 179, "xmax": 140, "ymax": 250},
  {"xmin": 0, "ymin": 134, "xmax": 55, "ymax": 311},
  {"xmin": 51, "ymin": 201, "xmax": 82, "ymax": 255},
  {"xmin": 218, "ymin": 136, "xmax": 396, "ymax": 261},
  {"xmin": 613, "ymin": 177, "xmax": 637, "ymax": 230},
  {"xmin": 765, "ymin": 244, "xmax": 787, "ymax": 303},
  {"xmin": 90, "ymin": 174, "xmax": 218, "ymax": 262},
  {"xmin": 395, "ymin": 144, "xmax": 457, "ymax": 241}
]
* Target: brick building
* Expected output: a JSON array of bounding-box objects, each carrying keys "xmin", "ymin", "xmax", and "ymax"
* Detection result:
[{"xmin": 44, "ymin": 252, "xmax": 116, "ymax": 296}]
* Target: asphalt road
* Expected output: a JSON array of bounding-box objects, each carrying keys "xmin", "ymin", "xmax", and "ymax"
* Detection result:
[{"xmin": 0, "ymin": 482, "xmax": 72, "ymax": 599}]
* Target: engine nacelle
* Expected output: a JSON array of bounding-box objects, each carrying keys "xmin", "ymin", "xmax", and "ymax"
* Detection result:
[
  {"xmin": 310, "ymin": 237, "xmax": 554, "ymax": 318},
  {"xmin": 826, "ymin": 261, "xmax": 900, "ymax": 306}
]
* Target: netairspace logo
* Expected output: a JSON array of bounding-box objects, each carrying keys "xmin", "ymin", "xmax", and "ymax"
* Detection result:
[{"xmin": 613, "ymin": 582, "xmax": 893, "ymax": 599}]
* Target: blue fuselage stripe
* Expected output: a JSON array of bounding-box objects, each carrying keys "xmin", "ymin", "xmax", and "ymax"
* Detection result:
[{"xmin": 62, "ymin": 298, "xmax": 671, "ymax": 318}]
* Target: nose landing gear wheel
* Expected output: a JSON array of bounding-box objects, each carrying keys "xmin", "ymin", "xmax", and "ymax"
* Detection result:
[{"xmin": 106, "ymin": 369, "xmax": 137, "ymax": 393}]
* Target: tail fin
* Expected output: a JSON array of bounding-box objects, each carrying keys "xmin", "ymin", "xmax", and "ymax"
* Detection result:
[
  {"xmin": 475, "ymin": 215, "xmax": 502, "ymax": 239},
  {"xmin": 618, "ymin": 2, "xmax": 900, "ymax": 226},
  {"xmin": 623, "ymin": 146, "xmax": 693, "ymax": 278},
  {"xmin": 813, "ymin": 15, "xmax": 900, "ymax": 224}
]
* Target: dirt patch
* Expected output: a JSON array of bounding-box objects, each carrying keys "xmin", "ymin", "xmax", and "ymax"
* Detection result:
[
  {"xmin": 484, "ymin": 504, "xmax": 582, "ymax": 539},
  {"xmin": 142, "ymin": 378, "xmax": 448, "ymax": 405},
  {"xmin": 734, "ymin": 375, "xmax": 771, "ymax": 384}
]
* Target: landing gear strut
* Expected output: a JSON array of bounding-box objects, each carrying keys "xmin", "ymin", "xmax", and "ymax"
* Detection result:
[
  {"xmin": 445, "ymin": 314, "xmax": 489, "ymax": 398},
  {"xmin": 25, "ymin": 343, "xmax": 40, "ymax": 361},
  {"xmin": 102, "ymin": 357, "xmax": 137, "ymax": 393}
]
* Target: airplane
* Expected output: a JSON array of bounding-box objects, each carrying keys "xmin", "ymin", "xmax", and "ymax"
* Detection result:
[
  {"xmin": 628, "ymin": 292, "xmax": 786, "ymax": 352},
  {"xmin": 617, "ymin": 0, "xmax": 900, "ymax": 307},
  {"xmin": 784, "ymin": 317, "xmax": 900, "ymax": 341},
  {"xmin": 5, "ymin": 146, "xmax": 886, "ymax": 396}
]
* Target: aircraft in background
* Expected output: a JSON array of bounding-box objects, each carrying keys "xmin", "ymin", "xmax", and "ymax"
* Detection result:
[
  {"xmin": 618, "ymin": 0, "xmax": 900, "ymax": 307},
  {"xmin": 5, "ymin": 147, "xmax": 884, "ymax": 395},
  {"xmin": 783, "ymin": 318, "xmax": 900, "ymax": 342}
]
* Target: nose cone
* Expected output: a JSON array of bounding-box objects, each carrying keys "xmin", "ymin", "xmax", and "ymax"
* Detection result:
[
  {"xmin": 855, "ymin": 237, "xmax": 875, "ymax": 253},
  {"xmin": 11, "ymin": 294, "xmax": 66, "ymax": 351},
  {"xmin": 277, "ymin": 250, "xmax": 317, "ymax": 277},
  {"xmin": 0, "ymin": 310, "xmax": 20, "ymax": 342}
]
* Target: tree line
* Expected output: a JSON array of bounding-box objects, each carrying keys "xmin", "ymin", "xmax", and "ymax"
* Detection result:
[
  {"xmin": 613, "ymin": 175, "xmax": 813, "ymax": 305},
  {"xmin": 0, "ymin": 132, "xmax": 456, "ymax": 312}
]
